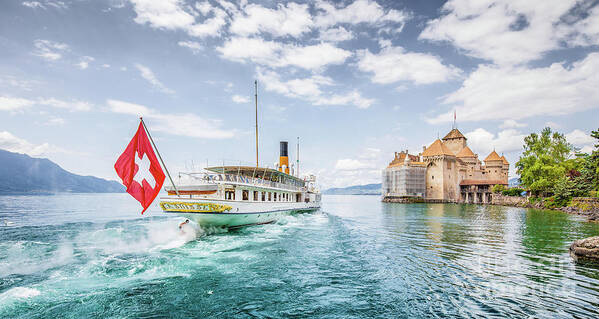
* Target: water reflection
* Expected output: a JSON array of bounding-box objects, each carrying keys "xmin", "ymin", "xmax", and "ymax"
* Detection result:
[{"xmin": 377, "ymin": 199, "xmax": 599, "ymax": 317}]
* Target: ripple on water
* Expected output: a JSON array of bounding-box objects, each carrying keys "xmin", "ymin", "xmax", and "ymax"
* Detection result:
[{"xmin": 1, "ymin": 194, "xmax": 599, "ymax": 318}]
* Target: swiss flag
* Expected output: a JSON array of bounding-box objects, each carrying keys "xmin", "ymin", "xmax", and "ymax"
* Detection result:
[{"xmin": 114, "ymin": 121, "xmax": 166, "ymax": 214}]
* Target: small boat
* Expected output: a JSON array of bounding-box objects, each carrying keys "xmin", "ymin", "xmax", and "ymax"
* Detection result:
[
  {"xmin": 1, "ymin": 219, "xmax": 15, "ymax": 227},
  {"xmin": 158, "ymin": 82, "xmax": 321, "ymax": 228}
]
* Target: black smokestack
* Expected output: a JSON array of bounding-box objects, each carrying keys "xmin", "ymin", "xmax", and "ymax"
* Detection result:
[{"xmin": 280, "ymin": 141, "xmax": 288, "ymax": 157}]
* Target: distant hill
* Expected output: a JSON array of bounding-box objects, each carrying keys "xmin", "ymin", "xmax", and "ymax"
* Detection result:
[
  {"xmin": 323, "ymin": 183, "xmax": 381, "ymax": 195},
  {"xmin": 508, "ymin": 177, "xmax": 521, "ymax": 188},
  {"xmin": 0, "ymin": 149, "xmax": 124, "ymax": 194}
]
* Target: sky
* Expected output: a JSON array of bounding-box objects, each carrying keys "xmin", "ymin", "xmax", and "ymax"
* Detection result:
[{"xmin": 0, "ymin": 0, "xmax": 598, "ymax": 189}]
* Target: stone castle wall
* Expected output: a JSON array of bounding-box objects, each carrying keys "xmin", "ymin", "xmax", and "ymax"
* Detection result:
[{"xmin": 491, "ymin": 194, "xmax": 528, "ymax": 207}]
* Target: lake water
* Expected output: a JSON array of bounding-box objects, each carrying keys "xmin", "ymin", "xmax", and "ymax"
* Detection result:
[{"xmin": 1, "ymin": 194, "xmax": 599, "ymax": 318}]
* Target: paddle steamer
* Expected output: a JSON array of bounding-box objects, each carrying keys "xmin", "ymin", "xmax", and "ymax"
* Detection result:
[{"xmin": 158, "ymin": 81, "xmax": 321, "ymax": 227}]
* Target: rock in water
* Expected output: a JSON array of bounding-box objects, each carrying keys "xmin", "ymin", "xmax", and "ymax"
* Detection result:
[{"xmin": 570, "ymin": 236, "xmax": 599, "ymax": 261}]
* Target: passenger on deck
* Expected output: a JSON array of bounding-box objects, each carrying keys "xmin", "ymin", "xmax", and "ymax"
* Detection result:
[{"xmin": 179, "ymin": 219, "xmax": 190, "ymax": 230}]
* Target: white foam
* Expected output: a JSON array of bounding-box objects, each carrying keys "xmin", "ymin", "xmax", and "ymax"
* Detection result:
[
  {"xmin": 0, "ymin": 242, "xmax": 73, "ymax": 275},
  {"xmin": 1, "ymin": 287, "xmax": 41, "ymax": 299}
]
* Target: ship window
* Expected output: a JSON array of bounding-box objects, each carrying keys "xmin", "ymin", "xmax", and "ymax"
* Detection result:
[
  {"xmin": 274, "ymin": 192, "xmax": 277, "ymax": 201},
  {"xmin": 253, "ymin": 191, "xmax": 258, "ymax": 201},
  {"xmin": 268, "ymin": 192, "xmax": 272, "ymax": 201},
  {"xmin": 261, "ymin": 191, "xmax": 265, "ymax": 201},
  {"xmin": 296, "ymin": 194, "xmax": 301, "ymax": 202},
  {"xmin": 225, "ymin": 189, "xmax": 235, "ymax": 200},
  {"xmin": 242, "ymin": 190, "xmax": 249, "ymax": 201}
]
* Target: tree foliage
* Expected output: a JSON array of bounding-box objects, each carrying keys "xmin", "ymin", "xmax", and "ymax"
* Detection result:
[
  {"xmin": 549, "ymin": 128, "xmax": 599, "ymax": 205},
  {"xmin": 491, "ymin": 184, "xmax": 506, "ymax": 193},
  {"xmin": 516, "ymin": 127, "xmax": 573, "ymax": 196}
]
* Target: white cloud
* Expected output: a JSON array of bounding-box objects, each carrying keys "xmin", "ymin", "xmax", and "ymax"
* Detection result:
[
  {"xmin": 107, "ymin": 99, "xmax": 234, "ymax": 139},
  {"xmin": 499, "ymin": 119, "xmax": 527, "ymax": 129},
  {"xmin": 419, "ymin": 0, "xmax": 587, "ymax": 65},
  {"xmin": 38, "ymin": 98, "xmax": 92, "ymax": 111},
  {"xmin": 102, "ymin": 64, "xmax": 110, "ymax": 68},
  {"xmin": 128, "ymin": 0, "xmax": 228, "ymax": 38},
  {"xmin": 217, "ymin": 37, "xmax": 352, "ymax": 71},
  {"xmin": 257, "ymin": 68, "xmax": 332, "ymax": 97},
  {"xmin": 32, "ymin": 39, "xmax": 69, "ymax": 61},
  {"xmin": 22, "ymin": 1, "xmax": 68, "ymax": 10},
  {"xmin": 45, "ymin": 117, "xmax": 65, "ymax": 126},
  {"xmin": 257, "ymin": 68, "xmax": 373, "ymax": 108},
  {"xmin": 178, "ymin": 41, "xmax": 203, "ymax": 54},
  {"xmin": 232, "ymin": 95, "xmax": 249, "ymax": 103},
  {"xmin": 313, "ymin": 90, "xmax": 374, "ymax": 109},
  {"xmin": 0, "ymin": 75, "xmax": 38, "ymax": 91},
  {"xmin": 229, "ymin": 2, "xmax": 313, "ymax": 38},
  {"xmin": 0, "ymin": 96, "xmax": 91, "ymax": 112},
  {"xmin": 0, "ymin": 96, "xmax": 35, "ymax": 111},
  {"xmin": 464, "ymin": 128, "xmax": 525, "ymax": 156},
  {"xmin": 75, "ymin": 56, "xmax": 94, "ymax": 69},
  {"xmin": 567, "ymin": 4, "xmax": 599, "ymax": 46},
  {"xmin": 134, "ymin": 63, "xmax": 175, "ymax": 94},
  {"xmin": 315, "ymin": 0, "xmax": 409, "ymax": 28},
  {"xmin": 565, "ymin": 129, "xmax": 596, "ymax": 154},
  {"xmin": 0, "ymin": 131, "xmax": 62, "ymax": 157},
  {"xmin": 282, "ymin": 42, "xmax": 351, "ymax": 70},
  {"xmin": 318, "ymin": 26, "xmax": 354, "ymax": 42},
  {"xmin": 22, "ymin": 1, "xmax": 44, "ymax": 9},
  {"xmin": 566, "ymin": 129, "xmax": 595, "ymax": 146},
  {"xmin": 428, "ymin": 52, "xmax": 599, "ymax": 123},
  {"xmin": 357, "ymin": 45, "xmax": 460, "ymax": 85},
  {"xmin": 335, "ymin": 158, "xmax": 375, "ymax": 170}
]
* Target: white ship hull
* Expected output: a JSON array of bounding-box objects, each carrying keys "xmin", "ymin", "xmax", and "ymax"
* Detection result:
[{"xmin": 159, "ymin": 198, "xmax": 320, "ymax": 228}]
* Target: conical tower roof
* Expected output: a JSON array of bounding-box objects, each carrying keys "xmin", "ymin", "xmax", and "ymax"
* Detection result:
[
  {"xmin": 456, "ymin": 146, "xmax": 476, "ymax": 158},
  {"xmin": 484, "ymin": 150, "xmax": 502, "ymax": 162},
  {"xmin": 422, "ymin": 139, "xmax": 455, "ymax": 157},
  {"xmin": 442, "ymin": 128, "xmax": 466, "ymax": 140}
]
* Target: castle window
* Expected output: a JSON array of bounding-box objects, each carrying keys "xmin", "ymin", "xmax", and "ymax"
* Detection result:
[{"xmin": 432, "ymin": 176, "xmax": 434, "ymax": 180}]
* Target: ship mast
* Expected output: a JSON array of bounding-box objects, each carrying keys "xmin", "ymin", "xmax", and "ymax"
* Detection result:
[
  {"xmin": 297, "ymin": 136, "xmax": 300, "ymax": 177},
  {"xmin": 255, "ymin": 80, "xmax": 259, "ymax": 167}
]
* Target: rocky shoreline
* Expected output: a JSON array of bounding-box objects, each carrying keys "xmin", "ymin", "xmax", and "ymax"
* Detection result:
[{"xmin": 383, "ymin": 195, "xmax": 599, "ymax": 221}]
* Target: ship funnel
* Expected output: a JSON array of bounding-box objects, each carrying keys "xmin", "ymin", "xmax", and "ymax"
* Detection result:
[{"xmin": 279, "ymin": 141, "xmax": 289, "ymax": 174}]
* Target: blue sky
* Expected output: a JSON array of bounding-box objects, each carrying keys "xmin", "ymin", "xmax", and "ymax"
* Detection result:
[{"xmin": 1, "ymin": 0, "xmax": 598, "ymax": 188}]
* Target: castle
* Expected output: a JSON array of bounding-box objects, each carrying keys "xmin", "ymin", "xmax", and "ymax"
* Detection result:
[{"xmin": 382, "ymin": 128, "xmax": 509, "ymax": 203}]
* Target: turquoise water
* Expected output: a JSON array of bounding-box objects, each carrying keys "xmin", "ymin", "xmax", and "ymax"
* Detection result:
[{"xmin": 1, "ymin": 194, "xmax": 599, "ymax": 318}]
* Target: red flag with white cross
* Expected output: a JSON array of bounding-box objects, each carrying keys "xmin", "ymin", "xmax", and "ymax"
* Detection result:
[{"xmin": 114, "ymin": 120, "xmax": 165, "ymax": 214}]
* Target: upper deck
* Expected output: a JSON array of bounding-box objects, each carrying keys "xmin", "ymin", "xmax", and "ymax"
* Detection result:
[{"xmin": 165, "ymin": 166, "xmax": 310, "ymax": 194}]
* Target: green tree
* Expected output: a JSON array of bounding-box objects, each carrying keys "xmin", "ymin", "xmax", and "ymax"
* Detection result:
[
  {"xmin": 516, "ymin": 127, "xmax": 573, "ymax": 196},
  {"xmin": 492, "ymin": 184, "xmax": 506, "ymax": 193}
]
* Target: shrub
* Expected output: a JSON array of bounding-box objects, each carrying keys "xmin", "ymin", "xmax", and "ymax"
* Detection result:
[
  {"xmin": 502, "ymin": 188, "xmax": 525, "ymax": 197},
  {"xmin": 492, "ymin": 184, "xmax": 506, "ymax": 193}
]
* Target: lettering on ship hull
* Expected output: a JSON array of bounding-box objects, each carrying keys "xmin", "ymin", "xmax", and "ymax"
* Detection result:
[{"xmin": 160, "ymin": 202, "xmax": 233, "ymax": 213}]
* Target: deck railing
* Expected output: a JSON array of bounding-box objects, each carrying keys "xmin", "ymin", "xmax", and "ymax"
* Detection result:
[{"xmin": 179, "ymin": 172, "xmax": 303, "ymax": 192}]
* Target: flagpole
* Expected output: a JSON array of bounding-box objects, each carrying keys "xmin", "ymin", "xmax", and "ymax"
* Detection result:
[{"xmin": 140, "ymin": 117, "xmax": 180, "ymax": 198}]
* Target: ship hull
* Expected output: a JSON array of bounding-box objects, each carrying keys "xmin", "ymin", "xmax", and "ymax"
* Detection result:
[{"xmin": 159, "ymin": 198, "xmax": 320, "ymax": 228}]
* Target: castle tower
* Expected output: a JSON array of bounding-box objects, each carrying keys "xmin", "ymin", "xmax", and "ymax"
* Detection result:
[
  {"xmin": 500, "ymin": 155, "xmax": 509, "ymax": 182},
  {"xmin": 484, "ymin": 150, "xmax": 504, "ymax": 181},
  {"xmin": 422, "ymin": 139, "xmax": 458, "ymax": 200},
  {"xmin": 442, "ymin": 128, "xmax": 467, "ymax": 156}
]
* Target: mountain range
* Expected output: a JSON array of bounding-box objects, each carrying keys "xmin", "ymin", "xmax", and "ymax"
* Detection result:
[
  {"xmin": 0, "ymin": 149, "xmax": 124, "ymax": 194},
  {"xmin": 323, "ymin": 183, "xmax": 382, "ymax": 195},
  {"xmin": 324, "ymin": 178, "xmax": 523, "ymax": 195}
]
